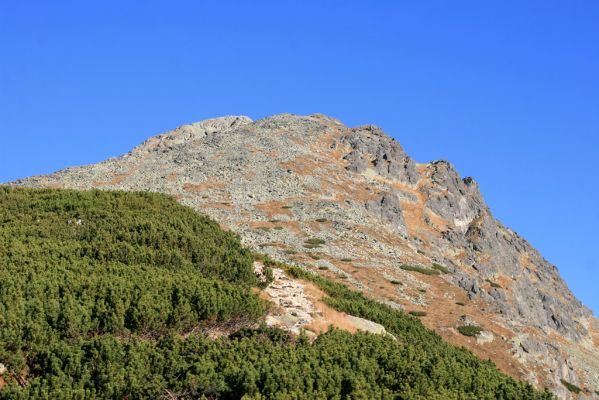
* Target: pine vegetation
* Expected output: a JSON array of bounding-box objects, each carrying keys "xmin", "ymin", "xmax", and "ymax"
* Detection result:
[{"xmin": 0, "ymin": 187, "xmax": 555, "ymax": 399}]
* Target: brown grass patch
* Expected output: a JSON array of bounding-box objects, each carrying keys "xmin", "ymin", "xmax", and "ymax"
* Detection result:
[
  {"xmin": 494, "ymin": 275, "xmax": 513, "ymax": 290},
  {"xmin": 93, "ymin": 172, "xmax": 135, "ymax": 187},
  {"xmin": 182, "ymin": 181, "xmax": 225, "ymax": 192},
  {"xmin": 165, "ymin": 173, "xmax": 178, "ymax": 182},
  {"xmin": 255, "ymin": 200, "xmax": 296, "ymax": 218},
  {"xmin": 302, "ymin": 282, "xmax": 360, "ymax": 334},
  {"xmin": 279, "ymin": 155, "xmax": 324, "ymax": 177},
  {"xmin": 207, "ymin": 151, "xmax": 226, "ymax": 161},
  {"xmin": 424, "ymin": 209, "xmax": 450, "ymax": 232},
  {"xmin": 203, "ymin": 202, "xmax": 233, "ymax": 210},
  {"xmin": 400, "ymin": 200, "xmax": 438, "ymax": 239}
]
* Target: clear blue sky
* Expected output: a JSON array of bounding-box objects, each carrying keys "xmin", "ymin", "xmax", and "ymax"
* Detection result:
[{"xmin": 1, "ymin": 1, "xmax": 598, "ymax": 314}]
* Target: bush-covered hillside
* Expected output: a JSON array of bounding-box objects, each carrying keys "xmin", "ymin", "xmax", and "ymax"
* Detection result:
[
  {"xmin": 0, "ymin": 187, "xmax": 554, "ymax": 399},
  {"xmin": 0, "ymin": 187, "xmax": 264, "ymax": 367}
]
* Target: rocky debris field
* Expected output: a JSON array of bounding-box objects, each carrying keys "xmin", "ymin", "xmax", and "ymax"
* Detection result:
[{"xmin": 255, "ymin": 262, "xmax": 388, "ymax": 338}]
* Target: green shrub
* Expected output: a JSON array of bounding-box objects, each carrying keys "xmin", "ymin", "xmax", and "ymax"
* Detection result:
[
  {"xmin": 431, "ymin": 263, "xmax": 451, "ymax": 274},
  {"xmin": 486, "ymin": 279, "xmax": 502, "ymax": 288},
  {"xmin": 409, "ymin": 311, "xmax": 427, "ymax": 317},
  {"xmin": 305, "ymin": 238, "xmax": 326, "ymax": 245},
  {"xmin": 560, "ymin": 379, "xmax": 581, "ymax": 394},
  {"xmin": 390, "ymin": 280, "xmax": 402, "ymax": 285},
  {"xmin": 456, "ymin": 301, "xmax": 466, "ymax": 306},
  {"xmin": 303, "ymin": 238, "xmax": 326, "ymax": 249},
  {"xmin": 2, "ymin": 327, "xmax": 556, "ymax": 400},
  {"xmin": 309, "ymin": 254, "xmax": 321, "ymax": 260},
  {"xmin": 0, "ymin": 187, "xmax": 266, "ymax": 371},
  {"xmin": 315, "ymin": 218, "xmax": 327, "ymax": 223},
  {"xmin": 458, "ymin": 325, "xmax": 483, "ymax": 337},
  {"xmin": 303, "ymin": 243, "xmax": 320, "ymax": 249},
  {"xmin": 284, "ymin": 249, "xmax": 297, "ymax": 254},
  {"xmin": 400, "ymin": 264, "xmax": 441, "ymax": 276},
  {"xmin": 340, "ymin": 258, "xmax": 353, "ymax": 262},
  {"xmin": 282, "ymin": 205, "xmax": 293, "ymax": 209},
  {"xmin": 257, "ymin": 266, "xmax": 275, "ymax": 289},
  {"xmin": 0, "ymin": 187, "xmax": 555, "ymax": 400}
]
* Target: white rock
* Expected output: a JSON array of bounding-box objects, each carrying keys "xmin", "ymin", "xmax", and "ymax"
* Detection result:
[
  {"xmin": 346, "ymin": 315, "xmax": 387, "ymax": 335},
  {"xmin": 476, "ymin": 330, "xmax": 495, "ymax": 345}
]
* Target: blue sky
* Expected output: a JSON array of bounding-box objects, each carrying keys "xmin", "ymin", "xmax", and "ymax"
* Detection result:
[{"xmin": 1, "ymin": 1, "xmax": 598, "ymax": 314}]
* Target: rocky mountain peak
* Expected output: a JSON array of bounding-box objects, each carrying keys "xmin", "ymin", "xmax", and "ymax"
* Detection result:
[
  {"xmin": 11, "ymin": 113, "xmax": 599, "ymax": 399},
  {"xmin": 131, "ymin": 115, "xmax": 253, "ymax": 155}
]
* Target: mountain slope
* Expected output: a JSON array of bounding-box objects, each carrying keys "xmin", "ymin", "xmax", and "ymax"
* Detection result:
[
  {"xmin": 0, "ymin": 187, "xmax": 554, "ymax": 399},
  {"xmin": 12, "ymin": 114, "xmax": 599, "ymax": 398}
]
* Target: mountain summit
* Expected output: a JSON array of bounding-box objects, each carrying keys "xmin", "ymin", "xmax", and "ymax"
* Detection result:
[{"xmin": 13, "ymin": 113, "xmax": 599, "ymax": 398}]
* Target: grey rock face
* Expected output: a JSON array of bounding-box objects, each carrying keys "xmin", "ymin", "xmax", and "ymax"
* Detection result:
[
  {"xmin": 340, "ymin": 125, "xmax": 419, "ymax": 185},
  {"xmin": 456, "ymin": 275, "xmax": 480, "ymax": 300},
  {"xmin": 414, "ymin": 157, "xmax": 589, "ymax": 343},
  {"xmin": 365, "ymin": 190, "xmax": 408, "ymax": 236},
  {"xmin": 421, "ymin": 161, "xmax": 486, "ymax": 233}
]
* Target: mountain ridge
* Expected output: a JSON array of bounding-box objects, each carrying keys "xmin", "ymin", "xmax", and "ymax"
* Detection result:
[{"xmin": 11, "ymin": 113, "xmax": 599, "ymax": 399}]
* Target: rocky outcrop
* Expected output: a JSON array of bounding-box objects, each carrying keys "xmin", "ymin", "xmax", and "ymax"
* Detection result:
[
  {"xmin": 340, "ymin": 125, "xmax": 419, "ymax": 185},
  {"xmin": 421, "ymin": 161, "xmax": 486, "ymax": 232},
  {"xmin": 11, "ymin": 113, "xmax": 598, "ymax": 398},
  {"xmin": 365, "ymin": 190, "xmax": 408, "ymax": 236},
  {"xmin": 256, "ymin": 263, "xmax": 388, "ymax": 338}
]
